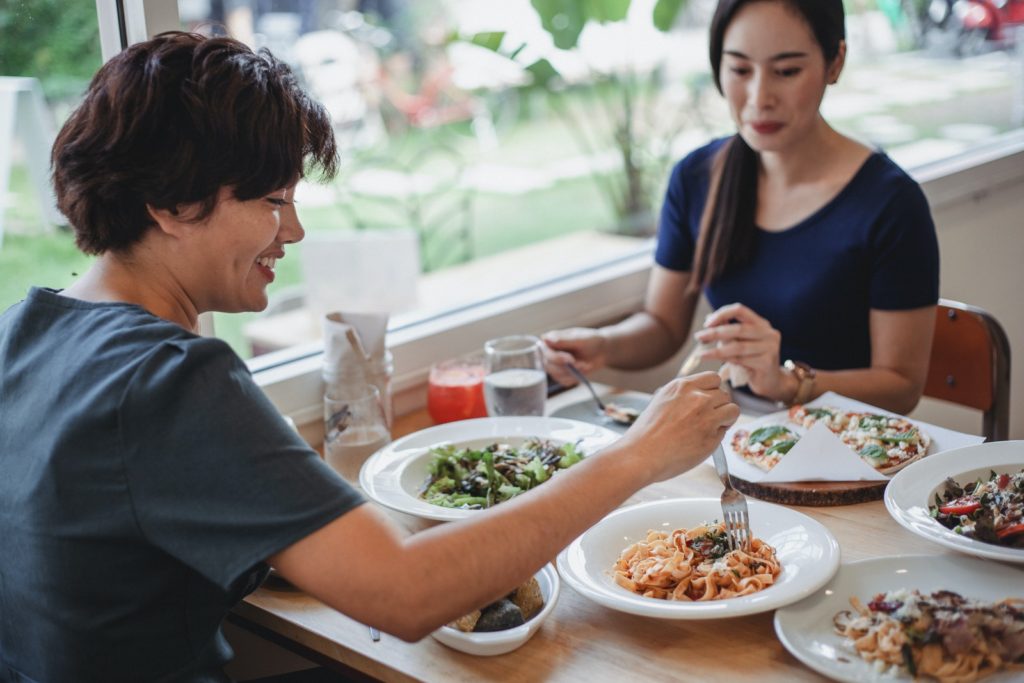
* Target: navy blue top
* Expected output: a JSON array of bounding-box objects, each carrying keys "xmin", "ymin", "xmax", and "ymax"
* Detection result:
[
  {"xmin": 0, "ymin": 288, "xmax": 363, "ymax": 683},
  {"xmin": 655, "ymin": 138, "xmax": 940, "ymax": 371}
]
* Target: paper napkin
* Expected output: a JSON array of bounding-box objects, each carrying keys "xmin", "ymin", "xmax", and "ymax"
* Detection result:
[{"xmin": 322, "ymin": 312, "xmax": 389, "ymax": 383}]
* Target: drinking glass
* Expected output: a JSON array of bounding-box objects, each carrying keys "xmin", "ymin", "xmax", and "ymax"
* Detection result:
[
  {"xmin": 483, "ymin": 335, "xmax": 547, "ymax": 416},
  {"xmin": 427, "ymin": 357, "xmax": 488, "ymax": 424},
  {"xmin": 323, "ymin": 385, "xmax": 391, "ymax": 484}
]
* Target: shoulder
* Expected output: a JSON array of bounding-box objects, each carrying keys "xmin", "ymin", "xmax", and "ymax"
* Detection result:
[
  {"xmin": 127, "ymin": 334, "xmax": 246, "ymax": 396},
  {"xmin": 668, "ymin": 137, "xmax": 730, "ymax": 186},
  {"xmin": 855, "ymin": 152, "xmax": 926, "ymax": 202}
]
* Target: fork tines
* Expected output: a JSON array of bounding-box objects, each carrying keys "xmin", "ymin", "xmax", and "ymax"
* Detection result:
[{"xmin": 724, "ymin": 509, "xmax": 751, "ymax": 553}]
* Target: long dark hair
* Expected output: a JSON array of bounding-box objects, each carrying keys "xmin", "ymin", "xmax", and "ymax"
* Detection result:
[
  {"xmin": 690, "ymin": 0, "xmax": 845, "ymax": 289},
  {"xmin": 53, "ymin": 32, "xmax": 338, "ymax": 255}
]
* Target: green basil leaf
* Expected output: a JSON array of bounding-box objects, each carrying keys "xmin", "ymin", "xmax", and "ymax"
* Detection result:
[
  {"xmin": 859, "ymin": 415, "xmax": 887, "ymax": 430},
  {"xmin": 749, "ymin": 425, "xmax": 791, "ymax": 444},
  {"xmin": 859, "ymin": 444, "xmax": 888, "ymax": 460},
  {"xmin": 878, "ymin": 429, "xmax": 917, "ymax": 443},
  {"xmin": 765, "ymin": 439, "xmax": 798, "ymax": 456}
]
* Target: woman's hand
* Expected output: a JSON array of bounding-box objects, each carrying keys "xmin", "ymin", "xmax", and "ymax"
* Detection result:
[
  {"xmin": 694, "ymin": 303, "xmax": 796, "ymax": 402},
  {"xmin": 541, "ymin": 327, "xmax": 609, "ymax": 386},
  {"xmin": 618, "ymin": 371, "xmax": 739, "ymax": 482}
]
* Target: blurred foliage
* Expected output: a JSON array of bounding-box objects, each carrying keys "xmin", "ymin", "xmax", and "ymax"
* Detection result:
[
  {"xmin": 0, "ymin": 0, "xmax": 101, "ymax": 100},
  {"xmin": 470, "ymin": 0, "xmax": 694, "ymax": 233}
]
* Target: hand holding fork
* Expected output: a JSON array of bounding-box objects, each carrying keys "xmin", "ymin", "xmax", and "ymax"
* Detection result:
[{"xmin": 679, "ymin": 342, "xmax": 751, "ymax": 551}]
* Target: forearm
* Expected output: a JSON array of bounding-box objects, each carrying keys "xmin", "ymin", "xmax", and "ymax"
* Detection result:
[
  {"xmin": 392, "ymin": 448, "xmax": 648, "ymax": 637},
  {"xmin": 600, "ymin": 312, "xmax": 689, "ymax": 370},
  {"xmin": 301, "ymin": 444, "xmax": 650, "ymax": 641},
  {"xmin": 807, "ymin": 367, "xmax": 925, "ymax": 414}
]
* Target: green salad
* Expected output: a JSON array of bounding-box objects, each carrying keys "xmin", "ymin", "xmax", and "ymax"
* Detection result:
[{"xmin": 419, "ymin": 439, "xmax": 584, "ymax": 509}]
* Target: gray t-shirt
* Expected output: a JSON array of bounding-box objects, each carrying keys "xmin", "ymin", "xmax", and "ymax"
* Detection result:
[{"xmin": 0, "ymin": 288, "xmax": 363, "ymax": 682}]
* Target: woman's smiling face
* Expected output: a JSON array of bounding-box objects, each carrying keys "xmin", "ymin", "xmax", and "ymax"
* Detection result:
[
  {"xmin": 719, "ymin": 1, "xmax": 843, "ymax": 153},
  {"xmin": 187, "ymin": 185, "xmax": 303, "ymax": 314}
]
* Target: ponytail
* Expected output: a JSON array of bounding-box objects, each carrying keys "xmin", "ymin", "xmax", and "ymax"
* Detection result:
[{"xmin": 689, "ymin": 135, "xmax": 759, "ymax": 290}]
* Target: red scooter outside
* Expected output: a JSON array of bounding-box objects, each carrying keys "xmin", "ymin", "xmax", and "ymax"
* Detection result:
[{"xmin": 951, "ymin": 0, "xmax": 1024, "ymax": 54}]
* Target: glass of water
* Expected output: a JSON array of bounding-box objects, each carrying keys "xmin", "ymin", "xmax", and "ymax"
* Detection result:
[
  {"xmin": 323, "ymin": 384, "xmax": 391, "ymax": 484},
  {"xmin": 483, "ymin": 335, "xmax": 547, "ymax": 416}
]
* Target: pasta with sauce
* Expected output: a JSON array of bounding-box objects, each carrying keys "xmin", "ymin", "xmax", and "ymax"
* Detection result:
[
  {"xmin": 833, "ymin": 589, "xmax": 1024, "ymax": 683},
  {"xmin": 612, "ymin": 522, "xmax": 781, "ymax": 601}
]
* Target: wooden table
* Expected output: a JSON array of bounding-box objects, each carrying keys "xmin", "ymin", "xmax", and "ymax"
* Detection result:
[{"xmin": 232, "ymin": 386, "xmax": 959, "ymax": 682}]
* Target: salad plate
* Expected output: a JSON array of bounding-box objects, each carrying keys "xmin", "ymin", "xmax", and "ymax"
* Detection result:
[
  {"xmin": 774, "ymin": 555, "xmax": 1024, "ymax": 682},
  {"xmin": 556, "ymin": 498, "xmax": 840, "ymax": 619},
  {"xmin": 359, "ymin": 416, "xmax": 620, "ymax": 522},
  {"xmin": 884, "ymin": 440, "xmax": 1024, "ymax": 564}
]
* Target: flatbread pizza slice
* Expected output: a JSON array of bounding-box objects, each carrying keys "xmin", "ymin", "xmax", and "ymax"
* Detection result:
[
  {"xmin": 839, "ymin": 412, "xmax": 931, "ymax": 475},
  {"xmin": 787, "ymin": 405, "xmax": 853, "ymax": 433},
  {"xmin": 730, "ymin": 424, "xmax": 800, "ymax": 472}
]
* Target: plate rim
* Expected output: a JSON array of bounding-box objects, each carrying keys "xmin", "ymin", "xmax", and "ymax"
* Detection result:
[
  {"xmin": 555, "ymin": 497, "xmax": 841, "ymax": 620},
  {"xmin": 883, "ymin": 440, "xmax": 1024, "ymax": 564},
  {"xmin": 549, "ymin": 391, "xmax": 652, "ymax": 432},
  {"xmin": 773, "ymin": 553, "xmax": 1024, "ymax": 683},
  {"xmin": 358, "ymin": 415, "xmax": 622, "ymax": 522}
]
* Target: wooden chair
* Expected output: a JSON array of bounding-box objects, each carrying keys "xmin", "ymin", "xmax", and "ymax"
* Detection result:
[{"xmin": 924, "ymin": 299, "xmax": 1011, "ymax": 441}]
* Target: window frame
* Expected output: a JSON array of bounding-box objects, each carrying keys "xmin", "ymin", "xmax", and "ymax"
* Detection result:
[{"xmin": 99, "ymin": 1, "xmax": 1024, "ymax": 431}]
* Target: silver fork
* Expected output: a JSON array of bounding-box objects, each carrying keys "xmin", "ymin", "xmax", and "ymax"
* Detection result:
[
  {"xmin": 677, "ymin": 342, "xmax": 712, "ymax": 377},
  {"xmin": 710, "ymin": 444, "xmax": 751, "ymax": 552}
]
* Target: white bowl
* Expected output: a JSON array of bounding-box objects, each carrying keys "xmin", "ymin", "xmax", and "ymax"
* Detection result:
[
  {"xmin": 774, "ymin": 554, "xmax": 1024, "ymax": 682},
  {"xmin": 884, "ymin": 440, "xmax": 1024, "ymax": 564},
  {"xmin": 557, "ymin": 498, "xmax": 841, "ymax": 619},
  {"xmin": 430, "ymin": 563, "xmax": 559, "ymax": 656}
]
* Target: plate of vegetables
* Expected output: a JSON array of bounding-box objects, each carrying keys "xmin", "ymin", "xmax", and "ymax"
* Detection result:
[
  {"xmin": 884, "ymin": 440, "xmax": 1024, "ymax": 563},
  {"xmin": 359, "ymin": 416, "xmax": 620, "ymax": 521}
]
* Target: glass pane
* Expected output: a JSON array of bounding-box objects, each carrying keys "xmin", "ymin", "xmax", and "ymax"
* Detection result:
[
  {"xmin": 0, "ymin": 0, "xmax": 101, "ymax": 316},
  {"xmin": 176, "ymin": 0, "xmax": 1022, "ymax": 361}
]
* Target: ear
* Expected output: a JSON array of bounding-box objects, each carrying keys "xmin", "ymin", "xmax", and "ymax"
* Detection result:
[
  {"xmin": 827, "ymin": 40, "xmax": 847, "ymax": 85},
  {"xmin": 146, "ymin": 203, "xmax": 192, "ymax": 239}
]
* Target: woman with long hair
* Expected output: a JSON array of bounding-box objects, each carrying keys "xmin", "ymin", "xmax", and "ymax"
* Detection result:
[{"xmin": 545, "ymin": 0, "xmax": 939, "ymax": 415}]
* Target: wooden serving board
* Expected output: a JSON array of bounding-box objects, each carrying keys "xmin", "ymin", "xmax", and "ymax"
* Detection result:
[{"xmin": 730, "ymin": 476, "xmax": 887, "ymax": 506}]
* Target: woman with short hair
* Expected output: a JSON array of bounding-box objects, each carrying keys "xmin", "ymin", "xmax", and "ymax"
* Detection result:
[{"xmin": 0, "ymin": 32, "xmax": 736, "ymax": 682}]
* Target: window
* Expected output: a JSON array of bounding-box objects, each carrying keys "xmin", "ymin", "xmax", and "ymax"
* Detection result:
[
  {"xmin": 167, "ymin": 0, "xmax": 1024, "ymax": 365},
  {"xmin": 4, "ymin": 0, "xmax": 1024, "ymax": 431},
  {"xmin": 0, "ymin": 0, "xmax": 102, "ymax": 309}
]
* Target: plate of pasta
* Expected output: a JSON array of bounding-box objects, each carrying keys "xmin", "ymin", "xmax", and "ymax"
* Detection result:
[
  {"xmin": 555, "ymin": 498, "xmax": 840, "ymax": 619},
  {"xmin": 774, "ymin": 555, "xmax": 1024, "ymax": 682},
  {"xmin": 884, "ymin": 440, "xmax": 1024, "ymax": 564},
  {"xmin": 358, "ymin": 416, "xmax": 620, "ymax": 521}
]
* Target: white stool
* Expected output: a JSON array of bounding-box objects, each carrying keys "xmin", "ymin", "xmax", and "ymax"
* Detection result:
[{"xmin": 0, "ymin": 77, "xmax": 63, "ymax": 250}]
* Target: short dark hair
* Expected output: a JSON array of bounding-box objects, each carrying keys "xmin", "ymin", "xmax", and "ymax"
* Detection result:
[
  {"xmin": 692, "ymin": 0, "xmax": 845, "ymax": 289},
  {"xmin": 52, "ymin": 31, "xmax": 339, "ymax": 255}
]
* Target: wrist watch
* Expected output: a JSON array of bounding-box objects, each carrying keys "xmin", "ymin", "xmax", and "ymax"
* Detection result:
[{"xmin": 783, "ymin": 359, "xmax": 816, "ymax": 406}]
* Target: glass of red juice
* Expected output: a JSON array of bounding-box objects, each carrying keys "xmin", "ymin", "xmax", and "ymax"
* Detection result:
[{"xmin": 428, "ymin": 358, "xmax": 488, "ymax": 424}]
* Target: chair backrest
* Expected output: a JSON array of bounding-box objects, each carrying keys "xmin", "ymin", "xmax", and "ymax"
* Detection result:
[{"xmin": 924, "ymin": 298, "xmax": 1011, "ymax": 441}]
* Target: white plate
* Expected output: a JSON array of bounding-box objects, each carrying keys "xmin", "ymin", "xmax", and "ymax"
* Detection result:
[
  {"xmin": 549, "ymin": 391, "xmax": 651, "ymax": 434},
  {"xmin": 774, "ymin": 555, "xmax": 1024, "ymax": 682},
  {"xmin": 884, "ymin": 440, "xmax": 1024, "ymax": 564},
  {"xmin": 358, "ymin": 416, "xmax": 621, "ymax": 522},
  {"xmin": 431, "ymin": 563, "xmax": 559, "ymax": 656},
  {"xmin": 556, "ymin": 498, "xmax": 840, "ymax": 619}
]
